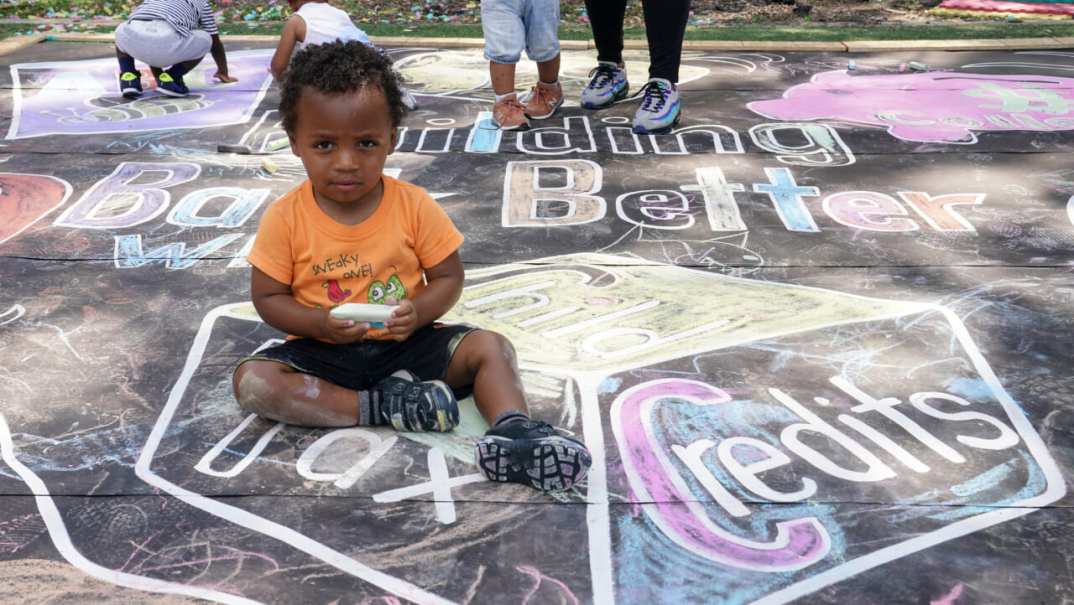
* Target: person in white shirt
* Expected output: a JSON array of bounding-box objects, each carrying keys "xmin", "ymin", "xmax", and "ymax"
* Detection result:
[{"xmin": 269, "ymin": 0, "xmax": 417, "ymax": 109}]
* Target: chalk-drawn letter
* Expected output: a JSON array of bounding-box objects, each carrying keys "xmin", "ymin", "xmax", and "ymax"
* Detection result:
[
  {"xmin": 753, "ymin": 167, "xmax": 820, "ymax": 232},
  {"xmin": 54, "ymin": 162, "xmax": 199, "ymax": 230},
  {"xmin": 114, "ymin": 233, "xmax": 244, "ymax": 270},
  {"xmin": 195, "ymin": 414, "xmax": 284, "ymax": 478},
  {"xmin": 611, "ymin": 378, "xmax": 830, "ymax": 571},
  {"xmin": 823, "ymin": 191, "xmax": 919, "ymax": 232},
  {"xmin": 167, "ymin": 187, "xmax": 271, "ymax": 228},
  {"xmin": 296, "ymin": 428, "xmax": 397, "ymax": 490},
  {"xmin": 502, "ymin": 160, "xmax": 605, "ymax": 227},
  {"xmin": 750, "ymin": 123, "xmax": 855, "ymax": 167},
  {"xmin": 898, "ymin": 192, "xmax": 984, "ymax": 232},
  {"xmin": 616, "ymin": 190, "xmax": 693, "ymax": 230},
  {"xmin": 680, "ymin": 167, "xmax": 747, "ymax": 232}
]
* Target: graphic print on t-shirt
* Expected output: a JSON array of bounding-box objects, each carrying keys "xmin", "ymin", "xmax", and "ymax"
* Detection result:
[{"xmin": 367, "ymin": 274, "xmax": 407, "ymax": 304}]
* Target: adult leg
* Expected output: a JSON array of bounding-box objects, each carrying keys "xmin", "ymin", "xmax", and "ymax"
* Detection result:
[
  {"xmin": 642, "ymin": 0, "xmax": 691, "ymax": 83},
  {"xmin": 584, "ymin": 0, "xmax": 628, "ymax": 67}
]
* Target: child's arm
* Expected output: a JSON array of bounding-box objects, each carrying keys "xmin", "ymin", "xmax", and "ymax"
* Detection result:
[
  {"xmin": 385, "ymin": 251, "xmax": 464, "ymax": 342},
  {"xmin": 251, "ymin": 267, "xmax": 368, "ymax": 343},
  {"xmin": 269, "ymin": 16, "xmax": 305, "ymax": 82},
  {"xmin": 209, "ymin": 34, "xmax": 238, "ymax": 83}
]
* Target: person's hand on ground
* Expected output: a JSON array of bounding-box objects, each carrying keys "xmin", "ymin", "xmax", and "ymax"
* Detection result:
[{"xmin": 214, "ymin": 72, "xmax": 239, "ymax": 83}]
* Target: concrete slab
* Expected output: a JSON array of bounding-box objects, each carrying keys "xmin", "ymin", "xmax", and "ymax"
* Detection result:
[{"xmin": 1, "ymin": 39, "xmax": 1073, "ymax": 605}]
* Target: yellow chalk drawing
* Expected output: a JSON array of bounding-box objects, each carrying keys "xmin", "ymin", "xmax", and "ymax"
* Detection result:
[{"xmin": 448, "ymin": 253, "xmax": 927, "ymax": 373}]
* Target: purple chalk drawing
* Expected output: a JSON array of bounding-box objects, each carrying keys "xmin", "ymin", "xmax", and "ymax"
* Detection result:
[
  {"xmin": 610, "ymin": 378, "xmax": 830, "ymax": 571},
  {"xmin": 748, "ymin": 71, "xmax": 1074, "ymax": 144},
  {"xmin": 6, "ymin": 50, "xmax": 273, "ymax": 139}
]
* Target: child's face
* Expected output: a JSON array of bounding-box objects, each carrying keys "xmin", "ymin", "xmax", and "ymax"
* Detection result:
[{"xmin": 288, "ymin": 86, "xmax": 397, "ymax": 213}]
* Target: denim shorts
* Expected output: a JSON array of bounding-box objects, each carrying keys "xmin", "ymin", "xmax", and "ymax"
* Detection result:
[
  {"xmin": 115, "ymin": 19, "xmax": 212, "ymax": 68},
  {"xmin": 238, "ymin": 323, "xmax": 477, "ymax": 398},
  {"xmin": 481, "ymin": 0, "xmax": 560, "ymax": 64}
]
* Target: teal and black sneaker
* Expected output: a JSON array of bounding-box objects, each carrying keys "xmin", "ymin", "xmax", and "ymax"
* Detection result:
[
  {"xmin": 580, "ymin": 61, "xmax": 629, "ymax": 110},
  {"xmin": 632, "ymin": 78, "xmax": 682, "ymax": 135},
  {"xmin": 476, "ymin": 419, "xmax": 592, "ymax": 492},
  {"xmin": 119, "ymin": 71, "xmax": 142, "ymax": 99},
  {"xmin": 373, "ymin": 370, "xmax": 459, "ymax": 432}
]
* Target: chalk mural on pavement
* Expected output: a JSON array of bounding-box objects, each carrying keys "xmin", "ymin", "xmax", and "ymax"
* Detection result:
[{"xmin": 748, "ymin": 71, "xmax": 1074, "ymax": 144}]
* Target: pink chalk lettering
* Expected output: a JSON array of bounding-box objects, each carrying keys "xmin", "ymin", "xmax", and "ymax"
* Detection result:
[{"xmin": 610, "ymin": 378, "xmax": 830, "ymax": 571}]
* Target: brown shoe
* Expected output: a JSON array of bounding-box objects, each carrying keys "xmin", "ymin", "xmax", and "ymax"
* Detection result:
[
  {"xmin": 524, "ymin": 81, "xmax": 564, "ymax": 120},
  {"xmin": 492, "ymin": 96, "xmax": 530, "ymax": 131}
]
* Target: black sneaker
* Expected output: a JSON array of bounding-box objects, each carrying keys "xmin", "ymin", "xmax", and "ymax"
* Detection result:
[
  {"xmin": 475, "ymin": 420, "xmax": 592, "ymax": 492},
  {"xmin": 119, "ymin": 71, "xmax": 142, "ymax": 98},
  {"xmin": 372, "ymin": 370, "xmax": 459, "ymax": 432},
  {"xmin": 157, "ymin": 71, "xmax": 189, "ymax": 97}
]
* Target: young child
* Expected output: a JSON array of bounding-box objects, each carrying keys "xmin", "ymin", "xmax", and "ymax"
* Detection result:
[
  {"xmin": 268, "ymin": 0, "xmax": 417, "ymax": 110},
  {"xmin": 114, "ymin": 0, "xmax": 236, "ymax": 98},
  {"xmin": 234, "ymin": 41, "xmax": 591, "ymax": 493},
  {"xmin": 481, "ymin": 0, "xmax": 563, "ymax": 130}
]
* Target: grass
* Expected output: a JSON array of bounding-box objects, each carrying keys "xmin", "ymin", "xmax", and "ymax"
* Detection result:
[
  {"xmin": 5, "ymin": 20, "xmax": 1074, "ymax": 43},
  {"xmin": 217, "ymin": 21, "xmax": 1074, "ymax": 41}
]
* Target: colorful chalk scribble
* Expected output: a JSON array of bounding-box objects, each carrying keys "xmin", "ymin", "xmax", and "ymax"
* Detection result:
[
  {"xmin": 748, "ymin": 71, "xmax": 1074, "ymax": 144},
  {"xmin": 6, "ymin": 50, "xmax": 274, "ymax": 139}
]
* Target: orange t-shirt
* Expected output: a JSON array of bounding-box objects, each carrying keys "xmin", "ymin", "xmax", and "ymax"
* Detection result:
[{"xmin": 247, "ymin": 176, "xmax": 464, "ymax": 339}]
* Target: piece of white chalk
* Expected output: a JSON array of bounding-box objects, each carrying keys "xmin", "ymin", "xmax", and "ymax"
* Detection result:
[{"xmin": 329, "ymin": 303, "xmax": 397, "ymax": 326}]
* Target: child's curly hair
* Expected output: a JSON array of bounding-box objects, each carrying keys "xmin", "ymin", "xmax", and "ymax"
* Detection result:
[{"xmin": 279, "ymin": 40, "xmax": 407, "ymax": 135}]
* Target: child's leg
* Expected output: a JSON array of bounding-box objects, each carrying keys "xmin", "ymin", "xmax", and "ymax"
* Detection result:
[
  {"xmin": 521, "ymin": 0, "xmax": 563, "ymax": 120},
  {"xmin": 443, "ymin": 330, "xmax": 528, "ymax": 424},
  {"xmin": 445, "ymin": 330, "xmax": 592, "ymax": 492},
  {"xmin": 536, "ymin": 55, "xmax": 560, "ymax": 85},
  {"xmin": 482, "ymin": 0, "xmax": 529, "ymax": 129},
  {"xmin": 489, "ymin": 61, "xmax": 517, "ymax": 97},
  {"xmin": 233, "ymin": 360, "xmax": 360, "ymax": 427},
  {"xmin": 233, "ymin": 338, "xmax": 459, "ymax": 432}
]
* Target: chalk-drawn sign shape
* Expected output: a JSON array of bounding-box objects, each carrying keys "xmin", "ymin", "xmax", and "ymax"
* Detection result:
[
  {"xmin": 0, "ymin": 172, "xmax": 72, "ymax": 245},
  {"xmin": 139, "ymin": 255, "xmax": 1065, "ymax": 604},
  {"xmin": 6, "ymin": 50, "xmax": 274, "ymax": 139},
  {"xmin": 748, "ymin": 71, "xmax": 1074, "ymax": 144},
  {"xmin": 611, "ymin": 378, "xmax": 830, "ymax": 571},
  {"xmin": 450, "ymin": 253, "xmax": 1065, "ymax": 604}
]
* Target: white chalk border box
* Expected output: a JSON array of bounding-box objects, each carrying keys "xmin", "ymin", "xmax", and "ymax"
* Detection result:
[{"xmin": 329, "ymin": 303, "xmax": 398, "ymax": 328}]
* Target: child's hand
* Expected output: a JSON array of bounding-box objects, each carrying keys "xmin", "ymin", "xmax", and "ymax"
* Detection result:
[
  {"xmin": 319, "ymin": 312, "xmax": 369, "ymax": 344},
  {"xmin": 214, "ymin": 72, "xmax": 239, "ymax": 83},
  {"xmin": 385, "ymin": 299, "xmax": 418, "ymax": 342}
]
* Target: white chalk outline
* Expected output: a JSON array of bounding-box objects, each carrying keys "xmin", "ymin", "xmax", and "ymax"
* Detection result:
[
  {"xmin": 136, "ymin": 254, "xmax": 1064, "ymax": 605},
  {"xmin": 136, "ymin": 303, "xmax": 454, "ymax": 605},
  {"xmin": 451, "ymin": 253, "xmax": 1066, "ymax": 604},
  {"xmin": 0, "ymin": 413, "xmax": 263, "ymax": 605}
]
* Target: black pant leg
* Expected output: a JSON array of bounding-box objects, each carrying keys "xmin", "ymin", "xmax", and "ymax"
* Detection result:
[
  {"xmin": 585, "ymin": 0, "xmax": 629, "ymax": 65},
  {"xmin": 642, "ymin": 0, "xmax": 691, "ymax": 83}
]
